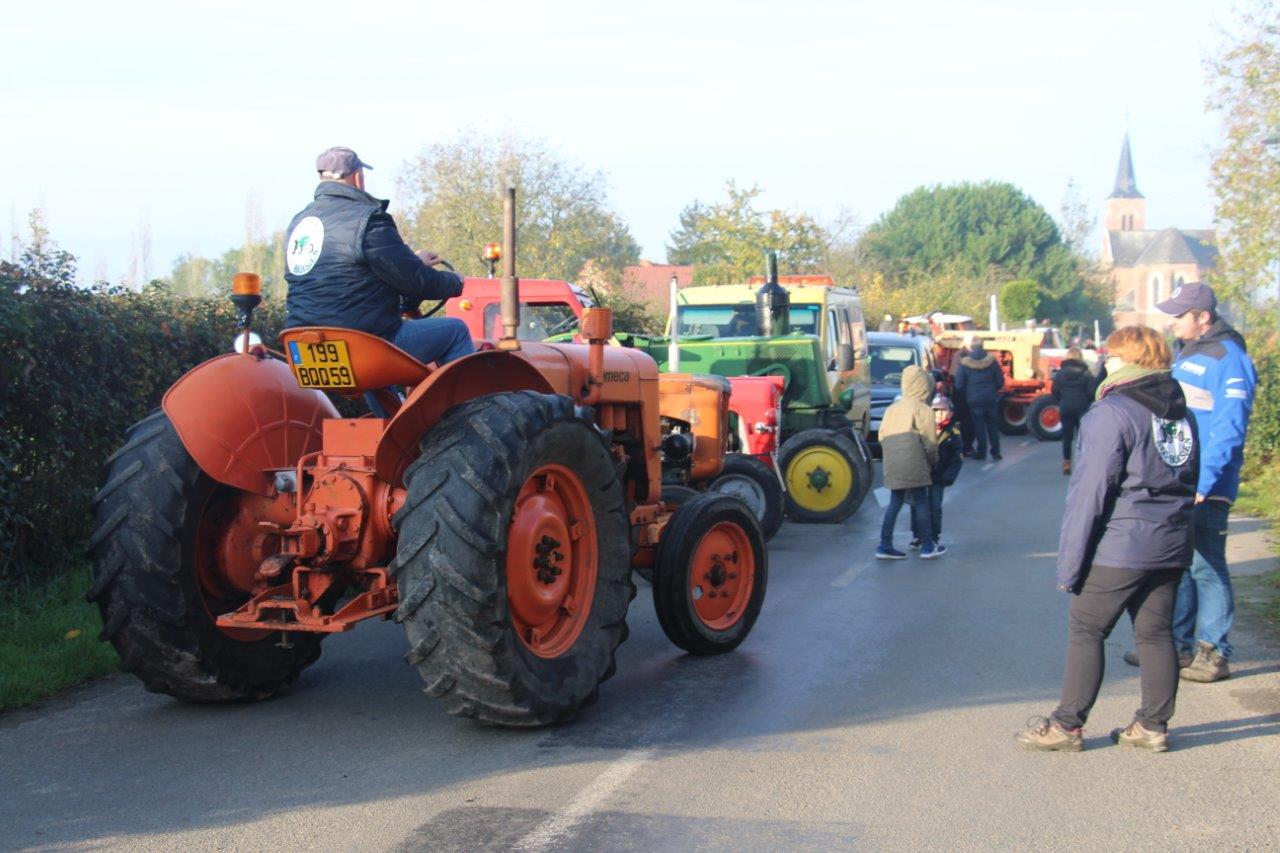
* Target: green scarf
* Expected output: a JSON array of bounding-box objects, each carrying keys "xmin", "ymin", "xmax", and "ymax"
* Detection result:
[{"xmin": 1095, "ymin": 364, "xmax": 1169, "ymax": 400}]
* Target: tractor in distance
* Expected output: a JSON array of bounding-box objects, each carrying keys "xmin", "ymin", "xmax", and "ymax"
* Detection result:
[
  {"xmin": 88, "ymin": 188, "xmax": 768, "ymax": 727},
  {"xmin": 632, "ymin": 255, "xmax": 874, "ymax": 524}
]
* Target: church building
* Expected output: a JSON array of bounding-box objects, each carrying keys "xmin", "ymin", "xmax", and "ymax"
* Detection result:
[{"xmin": 1101, "ymin": 135, "xmax": 1218, "ymax": 329}]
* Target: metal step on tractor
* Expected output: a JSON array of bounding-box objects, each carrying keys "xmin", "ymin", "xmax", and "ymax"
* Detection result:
[{"xmin": 87, "ymin": 189, "xmax": 768, "ymax": 727}]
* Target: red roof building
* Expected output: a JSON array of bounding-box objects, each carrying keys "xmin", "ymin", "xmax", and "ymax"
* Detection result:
[{"xmin": 621, "ymin": 261, "xmax": 695, "ymax": 311}]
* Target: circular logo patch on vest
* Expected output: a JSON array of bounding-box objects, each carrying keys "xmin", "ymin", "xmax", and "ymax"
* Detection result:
[
  {"xmin": 1151, "ymin": 415, "xmax": 1194, "ymax": 467},
  {"xmin": 286, "ymin": 216, "xmax": 324, "ymax": 275}
]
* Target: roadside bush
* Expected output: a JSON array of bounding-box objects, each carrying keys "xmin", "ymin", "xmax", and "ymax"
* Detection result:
[
  {"xmin": 1244, "ymin": 339, "xmax": 1280, "ymax": 468},
  {"xmin": 0, "ymin": 271, "xmax": 286, "ymax": 582}
]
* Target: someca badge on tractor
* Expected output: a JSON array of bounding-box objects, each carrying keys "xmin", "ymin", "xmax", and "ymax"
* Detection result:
[{"xmin": 88, "ymin": 189, "xmax": 768, "ymax": 727}]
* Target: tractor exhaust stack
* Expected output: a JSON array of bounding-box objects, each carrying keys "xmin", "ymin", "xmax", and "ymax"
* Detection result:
[
  {"xmin": 498, "ymin": 186, "xmax": 521, "ymax": 350},
  {"xmin": 755, "ymin": 249, "xmax": 789, "ymax": 337}
]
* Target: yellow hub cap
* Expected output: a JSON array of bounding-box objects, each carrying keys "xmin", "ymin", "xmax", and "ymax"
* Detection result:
[{"xmin": 784, "ymin": 446, "xmax": 854, "ymax": 512}]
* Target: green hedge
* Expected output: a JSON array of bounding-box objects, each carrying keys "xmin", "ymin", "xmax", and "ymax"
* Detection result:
[{"xmin": 0, "ymin": 271, "xmax": 287, "ymax": 582}]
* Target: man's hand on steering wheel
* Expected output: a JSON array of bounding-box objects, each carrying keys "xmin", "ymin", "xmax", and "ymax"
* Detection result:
[{"xmin": 402, "ymin": 256, "xmax": 457, "ymax": 320}]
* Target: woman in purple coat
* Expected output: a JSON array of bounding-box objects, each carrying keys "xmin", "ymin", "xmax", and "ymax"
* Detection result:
[{"xmin": 1016, "ymin": 326, "xmax": 1198, "ymax": 753}]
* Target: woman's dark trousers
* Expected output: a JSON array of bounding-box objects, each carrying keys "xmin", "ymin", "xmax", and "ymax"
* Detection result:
[
  {"xmin": 1060, "ymin": 412, "xmax": 1081, "ymax": 461},
  {"xmin": 1052, "ymin": 565, "xmax": 1185, "ymax": 733}
]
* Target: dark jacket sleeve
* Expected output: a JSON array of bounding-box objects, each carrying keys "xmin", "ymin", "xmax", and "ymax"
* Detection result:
[
  {"xmin": 935, "ymin": 431, "xmax": 964, "ymax": 485},
  {"xmin": 363, "ymin": 213, "xmax": 464, "ymax": 301},
  {"xmin": 990, "ymin": 362, "xmax": 1005, "ymax": 392},
  {"xmin": 1056, "ymin": 405, "xmax": 1127, "ymax": 591},
  {"xmin": 1050, "ymin": 371, "xmax": 1062, "ymax": 402},
  {"xmin": 953, "ymin": 365, "xmax": 968, "ymax": 394}
]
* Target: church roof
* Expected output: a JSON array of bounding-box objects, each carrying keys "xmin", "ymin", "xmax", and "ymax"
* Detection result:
[
  {"xmin": 1107, "ymin": 227, "xmax": 1218, "ymax": 268},
  {"xmin": 1108, "ymin": 134, "xmax": 1144, "ymax": 199}
]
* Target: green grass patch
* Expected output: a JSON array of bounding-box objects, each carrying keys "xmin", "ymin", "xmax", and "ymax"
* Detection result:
[
  {"xmin": 0, "ymin": 563, "xmax": 118, "ymax": 711},
  {"xmin": 1235, "ymin": 462, "xmax": 1280, "ymax": 524}
]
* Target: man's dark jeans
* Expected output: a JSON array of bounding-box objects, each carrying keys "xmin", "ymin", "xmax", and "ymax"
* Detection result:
[
  {"xmin": 967, "ymin": 400, "xmax": 1001, "ymax": 457},
  {"xmin": 1172, "ymin": 500, "xmax": 1234, "ymax": 658},
  {"xmin": 1053, "ymin": 565, "xmax": 1184, "ymax": 733},
  {"xmin": 880, "ymin": 487, "xmax": 932, "ymax": 549}
]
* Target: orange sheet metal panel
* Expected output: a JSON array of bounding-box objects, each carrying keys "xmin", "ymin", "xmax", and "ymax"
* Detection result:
[{"xmin": 162, "ymin": 354, "xmax": 339, "ymax": 496}]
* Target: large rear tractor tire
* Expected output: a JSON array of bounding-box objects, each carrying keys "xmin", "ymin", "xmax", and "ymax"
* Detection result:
[
  {"xmin": 653, "ymin": 493, "xmax": 767, "ymax": 655},
  {"xmin": 88, "ymin": 411, "xmax": 327, "ymax": 702},
  {"xmin": 391, "ymin": 392, "xmax": 633, "ymax": 727},
  {"xmin": 997, "ymin": 398, "xmax": 1030, "ymax": 436},
  {"xmin": 706, "ymin": 454, "xmax": 784, "ymax": 540},
  {"xmin": 1027, "ymin": 395, "xmax": 1063, "ymax": 441},
  {"xmin": 777, "ymin": 429, "xmax": 866, "ymax": 523}
]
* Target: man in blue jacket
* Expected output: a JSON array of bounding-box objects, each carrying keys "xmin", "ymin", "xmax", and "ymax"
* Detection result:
[
  {"xmin": 283, "ymin": 147, "xmax": 473, "ymax": 367},
  {"xmin": 952, "ymin": 338, "xmax": 1005, "ymax": 461},
  {"xmin": 1142, "ymin": 282, "xmax": 1256, "ymax": 682}
]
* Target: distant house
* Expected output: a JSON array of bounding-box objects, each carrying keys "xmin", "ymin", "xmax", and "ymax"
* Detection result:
[
  {"xmin": 1101, "ymin": 134, "xmax": 1218, "ymax": 329},
  {"xmin": 620, "ymin": 261, "xmax": 695, "ymax": 313}
]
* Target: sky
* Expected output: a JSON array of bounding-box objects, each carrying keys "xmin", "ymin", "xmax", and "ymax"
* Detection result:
[{"xmin": 0, "ymin": 0, "xmax": 1240, "ymax": 284}]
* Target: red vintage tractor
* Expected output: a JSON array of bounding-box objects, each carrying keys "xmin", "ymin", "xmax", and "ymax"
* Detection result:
[{"xmin": 88, "ymin": 190, "xmax": 767, "ymax": 726}]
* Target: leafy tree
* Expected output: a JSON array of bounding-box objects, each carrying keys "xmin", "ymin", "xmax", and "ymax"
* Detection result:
[
  {"xmin": 168, "ymin": 232, "xmax": 287, "ymax": 299},
  {"xmin": 396, "ymin": 132, "xmax": 640, "ymax": 281},
  {"xmin": 856, "ymin": 181, "xmax": 1085, "ymax": 322},
  {"xmin": 1205, "ymin": 0, "xmax": 1280, "ymax": 465},
  {"xmin": 6, "ymin": 210, "xmax": 77, "ymax": 291},
  {"xmin": 666, "ymin": 183, "xmax": 829, "ymax": 285},
  {"xmin": 999, "ymin": 279, "xmax": 1042, "ymax": 323}
]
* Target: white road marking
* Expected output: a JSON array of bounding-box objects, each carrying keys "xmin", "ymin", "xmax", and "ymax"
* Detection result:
[
  {"xmin": 514, "ymin": 748, "xmax": 656, "ymax": 851},
  {"xmin": 981, "ymin": 463, "xmax": 995, "ymax": 471},
  {"xmin": 1022, "ymin": 439, "xmax": 1036, "ymax": 447},
  {"xmin": 831, "ymin": 563, "xmax": 871, "ymax": 587}
]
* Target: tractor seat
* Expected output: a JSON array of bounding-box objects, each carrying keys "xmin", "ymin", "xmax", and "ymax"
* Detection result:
[{"xmin": 279, "ymin": 327, "xmax": 432, "ymax": 393}]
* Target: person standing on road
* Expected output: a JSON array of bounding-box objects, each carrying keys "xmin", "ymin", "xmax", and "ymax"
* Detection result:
[
  {"xmin": 876, "ymin": 365, "xmax": 942, "ymax": 560},
  {"xmin": 283, "ymin": 146, "xmax": 474, "ymax": 368},
  {"xmin": 1016, "ymin": 326, "xmax": 1197, "ymax": 753},
  {"xmin": 910, "ymin": 393, "xmax": 963, "ymax": 552},
  {"xmin": 953, "ymin": 338, "xmax": 1005, "ymax": 461},
  {"xmin": 1127, "ymin": 282, "xmax": 1255, "ymax": 684},
  {"xmin": 1050, "ymin": 347, "xmax": 1096, "ymax": 475}
]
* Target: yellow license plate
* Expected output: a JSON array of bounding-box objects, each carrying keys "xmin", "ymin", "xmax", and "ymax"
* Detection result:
[{"xmin": 288, "ymin": 339, "xmax": 356, "ymax": 389}]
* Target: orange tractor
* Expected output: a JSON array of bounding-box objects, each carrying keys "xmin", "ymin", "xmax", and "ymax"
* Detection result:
[{"xmin": 88, "ymin": 190, "xmax": 767, "ymax": 726}]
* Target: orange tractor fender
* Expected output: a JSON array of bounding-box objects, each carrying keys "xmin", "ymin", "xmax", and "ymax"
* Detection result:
[{"xmin": 162, "ymin": 353, "xmax": 339, "ymax": 497}]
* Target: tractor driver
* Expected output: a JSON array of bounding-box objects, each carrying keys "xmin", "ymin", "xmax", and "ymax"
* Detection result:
[{"xmin": 282, "ymin": 146, "xmax": 474, "ymax": 368}]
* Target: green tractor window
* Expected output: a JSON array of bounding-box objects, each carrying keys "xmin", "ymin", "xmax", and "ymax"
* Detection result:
[{"xmin": 677, "ymin": 304, "xmax": 821, "ymax": 338}]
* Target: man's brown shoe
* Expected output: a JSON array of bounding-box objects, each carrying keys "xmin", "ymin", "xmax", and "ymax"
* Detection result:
[
  {"xmin": 1123, "ymin": 649, "xmax": 1193, "ymax": 668},
  {"xmin": 1062, "ymin": 460, "xmax": 1071, "ymax": 475},
  {"xmin": 1180, "ymin": 641, "xmax": 1230, "ymax": 682},
  {"xmin": 1110, "ymin": 721, "xmax": 1169, "ymax": 752},
  {"xmin": 1015, "ymin": 716, "xmax": 1084, "ymax": 752}
]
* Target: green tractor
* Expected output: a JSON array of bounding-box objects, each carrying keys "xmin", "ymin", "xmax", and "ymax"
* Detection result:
[{"xmin": 620, "ymin": 256, "xmax": 874, "ymax": 523}]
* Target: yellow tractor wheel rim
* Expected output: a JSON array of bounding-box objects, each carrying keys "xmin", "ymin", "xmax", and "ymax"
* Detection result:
[{"xmin": 785, "ymin": 445, "xmax": 854, "ymax": 512}]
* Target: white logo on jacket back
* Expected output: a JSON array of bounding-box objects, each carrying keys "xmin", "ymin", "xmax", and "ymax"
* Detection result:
[
  {"xmin": 1152, "ymin": 416, "xmax": 1194, "ymax": 467},
  {"xmin": 286, "ymin": 217, "xmax": 325, "ymax": 275}
]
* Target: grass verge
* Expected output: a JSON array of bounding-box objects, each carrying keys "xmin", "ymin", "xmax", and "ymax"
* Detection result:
[
  {"xmin": 0, "ymin": 563, "xmax": 118, "ymax": 711},
  {"xmin": 1235, "ymin": 463, "xmax": 1280, "ymax": 632}
]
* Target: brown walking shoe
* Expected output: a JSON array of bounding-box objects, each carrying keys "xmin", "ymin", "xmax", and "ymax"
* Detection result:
[
  {"xmin": 1062, "ymin": 460, "xmax": 1071, "ymax": 475},
  {"xmin": 1014, "ymin": 716, "xmax": 1084, "ymax": 752},
  {"xmin": 1110, "ymin": 721, "xmax": 1169, "ymax": 752},
  {"xmin": 1179, "ymin": 641, "xmax": 1230, "ymax": 683},
  {"xmin": 1123, "ymin": 649, "xmax": 1193, "ymax": 668}
]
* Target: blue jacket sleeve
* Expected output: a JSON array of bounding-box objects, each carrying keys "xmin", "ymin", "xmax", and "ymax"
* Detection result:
[
  {"xmin": 992, "ymin": 362, "xmax": 1005, "ymax": 392},
  {"xmin": 1056, "ymin": 405, "xmax": 1127, "ymax": 591},
  {"xmin": 363, "ymin": 213, "xmax": 464, "ymax": 301},
  {"xmin": 953, "ymin": 366, "xmax": 968, "ymax": 394},
  {"xmin": 1197, "ymin": 347, "xmax": 1255, "ymax": 497}
]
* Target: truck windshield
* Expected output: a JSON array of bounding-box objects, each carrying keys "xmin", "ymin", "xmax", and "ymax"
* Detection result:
[
  {"xmin": 676, "ymin": 304, "xmax": 820, "ymax": 337},
  {"xmin": 869, "ymin": 344, "xmax": 919, "ymax": 384},
  {"xmin": 483, "ymin": 303, "xmax": 580, "ymax": 340}
]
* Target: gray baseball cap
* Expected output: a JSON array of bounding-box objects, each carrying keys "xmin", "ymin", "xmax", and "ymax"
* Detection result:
[
  {"xmin": 1156, "ymin": 281, "xmax": 1216, "ymax": 316},
  {"xmin": 315, "ymin": 146, "xmax": 373, "ymax": 177}
]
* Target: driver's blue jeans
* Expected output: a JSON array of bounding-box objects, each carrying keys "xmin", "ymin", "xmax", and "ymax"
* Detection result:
[
  {"xmin": 1171, "ymin": 500, "xmax": 1234, "ymax": 659},
  {"xmin": 364, "ymin": 317, "xmax": 475, "ymax": 415}
]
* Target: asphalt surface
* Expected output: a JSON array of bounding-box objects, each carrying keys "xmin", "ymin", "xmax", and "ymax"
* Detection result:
[{"xmin": 3, "ymin": 439, "xmax": 1279, "ymax": 851}]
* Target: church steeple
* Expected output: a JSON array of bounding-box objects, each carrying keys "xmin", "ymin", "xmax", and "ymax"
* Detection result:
[
  {"xmin": 1104, "ymin": 134, "xmax": 1147, "ymax": 232},
  {"xmin": 1109, "ymin": 133, "xmax": 1144, "ymax": 200}
]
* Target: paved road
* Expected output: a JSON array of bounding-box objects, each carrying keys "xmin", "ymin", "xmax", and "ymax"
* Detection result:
[{"xmin": 3, "ymin": 440, "xmax": 1279, "ymax": 851}]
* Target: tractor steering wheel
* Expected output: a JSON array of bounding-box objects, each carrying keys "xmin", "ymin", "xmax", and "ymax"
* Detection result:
[{"xmin": 401, "ymin": 258, "xmax": 457, "ymax": 319}]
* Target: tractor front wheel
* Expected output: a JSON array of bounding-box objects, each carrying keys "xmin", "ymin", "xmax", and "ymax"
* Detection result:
[
  {"xmin": 653, "ymin": 493, "xmax": 767, "ymax": 655},
  {"xmin": 706, "ymin": 454, "xmax": 784, "ymax": 540},
  {"xmin": 777, "ymin": 429, "xmax": 866, "ymax": 523},
  {"xmin": 88, "ymin": 411, "xmax": 328, "ymax": 702},
  {"xmin": 392, "ymin": 392, "xmax": 633, "ymax": 727},
  {"xmin": 1027, "ymin": 395, "xmax": 1063, "ymax": 441}
]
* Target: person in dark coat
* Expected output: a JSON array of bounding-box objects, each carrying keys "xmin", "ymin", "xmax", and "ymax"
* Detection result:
[
  {"xmin": 952, "ymin": 338, "xmax": 1005, "ymax": 460},
  {"xmin": 1016, "ymin": 326, "xmax": 1197, "ymax": 753},
  {"xmin": 911, "ymin": 394, "xmax": 963, "ymax": 550},
  {"xmin": 1050, "ymin": 347, "xmax": 1096, "ymax": 475}
]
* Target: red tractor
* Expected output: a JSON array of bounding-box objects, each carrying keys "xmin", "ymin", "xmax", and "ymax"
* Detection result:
[{"xmin": 88, "ymin": 190, "xmax": 767, "ymax": 726}]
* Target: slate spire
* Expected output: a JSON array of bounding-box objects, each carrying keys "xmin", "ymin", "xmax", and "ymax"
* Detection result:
[{"xmin": 1109, "ymin": 134, "xmax": 1143, "ymax": 199}]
